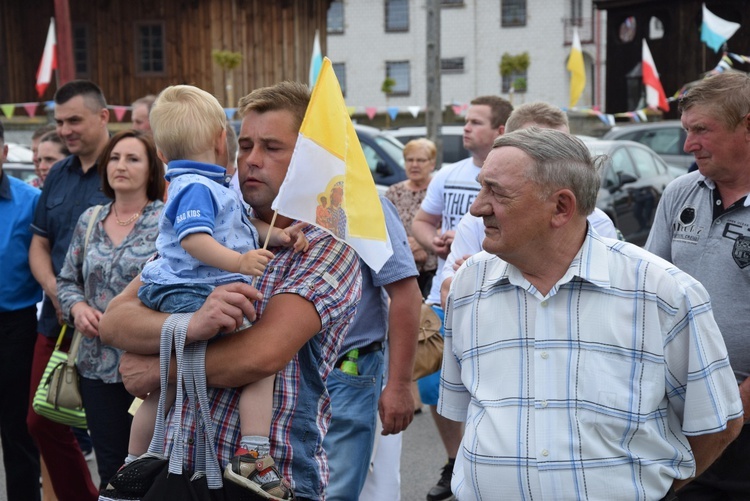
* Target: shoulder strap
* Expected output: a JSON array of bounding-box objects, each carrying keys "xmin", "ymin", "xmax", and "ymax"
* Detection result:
[
  {"xmin": 84, "ymin": 205, "xmax": 103, "ymax": 255},
  {"xmin": 67, "ymin": 205, "xmax": 103, "ymax": 363}
]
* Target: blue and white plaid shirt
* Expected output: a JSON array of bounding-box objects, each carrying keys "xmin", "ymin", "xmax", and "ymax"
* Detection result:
[{"xmin": 439, "ymin": 228, "xmax": 742, "ymax": 501}]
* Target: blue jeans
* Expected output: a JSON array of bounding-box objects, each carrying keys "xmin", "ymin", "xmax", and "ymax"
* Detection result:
[
  {"xmin": 138, "ymin": 283, "xmax": 215, "ymax": 314},
  {"xmin": 323, "ymin": 349, "xmax": 384, "ymax": 501},
  {"xmin": 417, "ymin": 305, "xmax": 444, "ymax": 406}
]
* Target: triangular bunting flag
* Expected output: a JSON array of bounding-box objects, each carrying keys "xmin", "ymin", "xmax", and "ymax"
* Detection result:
[
  {"xmin": 23, "ymin": 103, "xmax": 38, "ymax": 117},
  {"xmin": 346, "ymin": 106, "xmax": 356, "ymax": 117},
  {"xmin": 408, "ymin": 106, "xmax": 420, "ymax": 118},
  {"xmin": 224, "ymin": 108, "xmax": 237, "ymax": 121},
  {"xmin": 387, "ymin": 107, "xmax": 399, "ymax": 120},
  {"xmin": 365, "ymin": 107, "xmax": 377, "ymax": 120},
  {"xmin": 112, "ymin": 106, "xmax": 128, "ymax": 122},
  {"xmin": 1, "ymin": 104, "xmax": 15, "ymax": 119}
]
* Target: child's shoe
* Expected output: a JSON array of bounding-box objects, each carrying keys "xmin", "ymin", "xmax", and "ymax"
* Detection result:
[{"xmin": 224, "ymin": 448, "xmax": 294, "ymax": 500}]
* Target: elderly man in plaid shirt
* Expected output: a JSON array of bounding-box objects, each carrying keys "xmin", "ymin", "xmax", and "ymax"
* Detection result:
[{"xmin": 439, "ymin": 127, "xmax": 742, "ymax": 501}]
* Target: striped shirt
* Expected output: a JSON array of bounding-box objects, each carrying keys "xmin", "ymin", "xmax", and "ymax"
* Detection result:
[
  {"xmin": 439, "ymin": 228, "xmax": 742, "ymax": 501},
  {"xmin": 164, "ymin": 224, "xmax": 361, "ymax": 500}
]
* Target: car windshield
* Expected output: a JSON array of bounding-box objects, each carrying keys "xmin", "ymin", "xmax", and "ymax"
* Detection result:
[{"xmin": 373, "ymin": 135, "xmax": 405, "ymax": 168}]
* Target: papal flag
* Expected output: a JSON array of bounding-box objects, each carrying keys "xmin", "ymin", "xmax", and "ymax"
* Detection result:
[
  {"xmin": 701, "ymin": 3, "xmax": 740, "ymax": 53},
  {"xmin": 272, "ymin": 57, "xmax": 393, "ymax": 272},
  {"xmin": 567, "ymin": 28, "xmax": 586, "ymax": 108}
]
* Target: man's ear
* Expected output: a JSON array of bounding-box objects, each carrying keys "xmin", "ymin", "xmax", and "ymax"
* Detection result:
[
  {"xmin": 215, "ymin": 128, "xmax": 228, "ymax": 166},
  {"xmin": 156, "ymin": 149, "xmax": 168, "ymax": 165},
  {"xmin": 549, "ymin": 188, "xmax": 577, "ymax": 229}
]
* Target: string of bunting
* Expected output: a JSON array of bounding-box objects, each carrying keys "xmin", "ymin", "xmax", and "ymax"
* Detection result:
[{"xmin": 4, "ymin": 51, "xmax": 748, "ymax": 124}]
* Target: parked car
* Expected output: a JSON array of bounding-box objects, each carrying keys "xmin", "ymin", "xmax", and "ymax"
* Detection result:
[
  {"xmin": 4, "ymin": 162, "xmax": 37, "ymax": 184},
  {"xmin": 353, "ymin": 124, "xmax": 406, "ymax": 193},
  {"xmin": 390, "ymin": 125, "xmax": 469, "ymax": 165},
  {"xmin": 587, "ymin": 139, "xmax": 677, "ymax": 246},
  {"xmin": 7, "ymin": 142, "xmax": 35, "ymax": 163},
  {"xmin": 602, "ymin": 120, "xmax": 693, "ymax": 170}
]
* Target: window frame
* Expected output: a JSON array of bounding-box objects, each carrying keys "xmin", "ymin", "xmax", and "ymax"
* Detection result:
[
  {"xmin": 327, "ymin": 1, "xmax": 345, "ymax": 35},
  {"xmin": 332, "ymin": 62, "xmax": 347, "ymax": 97},
  {"xmin": 440, "ymin": 57, "xmax": 465, "ymax": 74},
  {"xmin": 501, "ymin": 0, "xmax": 527, "ymax": 27},
  {"xmin": 386, "ymin": 60, "xmax": 411, "ymax": 97},
  {"xmin": 72, "ymin": 23, "xmax": 90, "ymax": 79},
  {"xmin": 385, "ymin": 0, "xmax": 409, "ymax": 32},
  {"xmin": 501, "ymin": 70, "xmax": 528, "ymax": 93},
  {"xmin": 134, "ymin": 21, "xmax": 166, "ymax": 76}
]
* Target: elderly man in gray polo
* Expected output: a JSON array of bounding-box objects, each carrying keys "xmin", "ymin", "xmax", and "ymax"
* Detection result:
[{"xmin": 438, "ymin": 127, "xmax": 742, "ymax": 500}]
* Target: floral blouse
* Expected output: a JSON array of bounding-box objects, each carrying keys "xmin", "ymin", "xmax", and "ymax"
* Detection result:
[
  {"xmin": 384, "ymin": 180, "xmax": 437, "ymax": 273},
  {"xmin": 57, "ymin": 200, "xmax": 163, "ymax": 383}
]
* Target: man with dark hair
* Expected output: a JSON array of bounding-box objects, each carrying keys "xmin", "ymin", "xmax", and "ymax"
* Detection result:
[
  {"xmin": 0, "ymin": 121, "xmax": 43, "ymax": 501},
  {"xmin": 411, "ymin": 94, "xmax": 512, "ymax": 501},
  {"xmin": 27, "ymin": 79, "xmax": 111, "ymax": 501}
]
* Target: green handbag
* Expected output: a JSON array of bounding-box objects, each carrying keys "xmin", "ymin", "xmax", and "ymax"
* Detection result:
[
  {"xmin": 32, "ymin": 324, "xmax": 87, "ymax": 428},
  {"xmin": 32, "ymin": 205, "xmax": 101, "ymax": 429}
]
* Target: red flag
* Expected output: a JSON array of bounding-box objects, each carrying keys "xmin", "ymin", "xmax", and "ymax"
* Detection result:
[
  {"xmin": 642, "ymin": 39, "xmax": 669, "ymax": 112},
  {"xmin": 36, "ymin": 18, "xmax": 57, "ymax": 97}
]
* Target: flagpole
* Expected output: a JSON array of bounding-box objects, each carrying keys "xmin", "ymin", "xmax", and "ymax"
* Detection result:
[
  {"xmin": 262, "ymin": 211, "xmax": 279, "ymax": 251},
  {"xmin": 250, "ymin": 210, "xmax": 279, "ymax": 290}
]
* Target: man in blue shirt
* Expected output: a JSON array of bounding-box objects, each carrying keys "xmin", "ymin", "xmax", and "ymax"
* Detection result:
[
  {"xmin": 0, "ymin": 122, "xmax": 43, "ymax": 501},
  {"xmin": 28, "ymin": 80, "xmax": 112, "ymax": 501},
  {"xmin": 323, "ymin": 197, "xmax": 422, "ymax": 500}
]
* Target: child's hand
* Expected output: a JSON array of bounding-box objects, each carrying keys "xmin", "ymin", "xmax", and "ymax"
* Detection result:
[
  {"xmin": 283, "ymin": 223, "xmax": 309, "ymax": 253},
  {"xmin": 237, "ymin": 249, "xmax": 275, "ymax": 276}
]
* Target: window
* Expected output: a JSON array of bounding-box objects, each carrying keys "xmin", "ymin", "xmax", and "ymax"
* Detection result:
[
  {"xmin": 570, "ymin": 0, "xmax": 583, "ymax": 24},
  {"xmin": 441, "ymin": 57, "xmax": 465, "ymax": 73},
  {"xmin": 73, "ymin": 24, "xmax": 89, "ymax": 77},
  {"xmin": 501, "ymin": 0, "xmax": 526, "ymax": 27},
  {"xmin": 441, "ymin": 0, "xmax": 464, "ymax": 6},
  {"xmin": 135, "ymin": 22, "xmax": 165, "ymax": 75},
  {"xmin": 327, "ymin": 1, "xmax": 344, "ymax": 34},
  {"xmin": 332, "ymin": 62, "xmax": 346, "ymax": 97},
  {"xmin": 386, "ymin": 61, "xmax": 410, "ymax": 96},
  {"xmin": 502, "ymin": 71, "xmax": 527, "ymax": 93},
  {"xmin": 385, "ymin": 0, "xmax": 409, "ymax": 32}
]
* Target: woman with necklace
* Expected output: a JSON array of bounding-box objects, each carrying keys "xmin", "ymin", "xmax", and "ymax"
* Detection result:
[
  {"xmin": 57, "ymin": 130, "xmax": 164, "ymax": 490},
  {"xmin": 385, "ymin": 138, "xmax": 439, "ymax": 297}
]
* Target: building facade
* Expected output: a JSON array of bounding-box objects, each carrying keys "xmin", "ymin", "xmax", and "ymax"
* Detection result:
[{"xmin": 326, "ymin": 0, "xmax": 607, "ymax": 119}]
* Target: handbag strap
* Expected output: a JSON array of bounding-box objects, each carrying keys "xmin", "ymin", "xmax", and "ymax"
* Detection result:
[
  {"xmin": 148, "ymin": 313, "xmax": 223, "ymax": 489},
  {"xmin": 62, "ymin": 205, "xmax": 103, "ymax": 365},
  {"xmin": 54, "ymin": 324, "xmax": 68, "ymax": 351}
]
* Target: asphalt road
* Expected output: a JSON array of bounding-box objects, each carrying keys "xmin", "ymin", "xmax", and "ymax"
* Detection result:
[{"xmin": 0, "ymin": 407, "xmax": 450, "ymax": 501}]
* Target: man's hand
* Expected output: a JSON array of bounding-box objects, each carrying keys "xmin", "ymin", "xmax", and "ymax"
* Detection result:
[
  {"xmin": 187, "ymin": 282, "xmax": 262, "ymax": 343},
  {"xmin": 379, "ymin": 380, "xmax": 414, "ymax": 435},
  {"xmin": 432, "ymin": 230, "xmax": 456, "ymax": 259},
  {"xmin": 71, "ymin": 302, "xmax": 103, "ymax": 338},
  {"xmin": 237, "ymin": 249, "xmax": 275, "ymax": 277},
  {"xmin": 119, "ymin": 352, "xmax": 161, "ymax": 398}
]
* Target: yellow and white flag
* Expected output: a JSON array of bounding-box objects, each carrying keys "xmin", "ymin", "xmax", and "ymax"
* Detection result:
[
  {"xmin": 567, "ymin": 28, "xmax": 586, "ymax": 108},
  {"xmin": 272, "ymin": 58, "xmax": 393, "ymax": 272}
]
